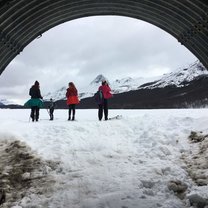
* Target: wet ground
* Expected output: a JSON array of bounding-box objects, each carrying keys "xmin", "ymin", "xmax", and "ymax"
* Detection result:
[{"xmin": 0, "ymin": 139, "xmax": 59, "ymax": 207}]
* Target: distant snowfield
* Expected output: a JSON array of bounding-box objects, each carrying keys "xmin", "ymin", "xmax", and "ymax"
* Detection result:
[{"xmin": 0, "ymin": 109, "xmax": 208, "ymax": 208}]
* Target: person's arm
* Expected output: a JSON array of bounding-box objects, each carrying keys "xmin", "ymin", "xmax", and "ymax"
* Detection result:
[
  {"xmin": 107, "ymin": 85, "xmax": 113, "ymax": 97},
  {"xmin": 38, "ymin": 89, "xmax": 43, "ymax": 99}
]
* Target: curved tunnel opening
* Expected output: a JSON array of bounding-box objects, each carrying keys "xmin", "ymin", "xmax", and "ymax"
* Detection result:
[
  {"xmin": 0, "ymin": 15, "xmax": 198, "ymax": 105},
  {"xmin": 0, "ymin": 0, "xmax": 207, "ymax": 78},
  {"xmin": 0, "ymin": 10, "xmax": 208, "ymax": 207}
]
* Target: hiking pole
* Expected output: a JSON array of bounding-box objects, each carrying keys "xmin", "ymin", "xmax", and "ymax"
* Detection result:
[
  {"xmin": 46, "ymin": 108, "xmax": 50, "ymax": 115},
  {"xmin": 46, "ymin": 108, "xmax": 51, "ymax": 120}
]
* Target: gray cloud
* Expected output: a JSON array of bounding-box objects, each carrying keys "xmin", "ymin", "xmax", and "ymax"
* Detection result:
[{"xmin": 0, "ymin": 16, "xmax": 196, "ymax": 104}]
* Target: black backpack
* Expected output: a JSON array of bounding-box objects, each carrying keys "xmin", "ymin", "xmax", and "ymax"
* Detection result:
[{"xmin": 94, "ymin": 90, "xmax": 104, "ymax": 104}]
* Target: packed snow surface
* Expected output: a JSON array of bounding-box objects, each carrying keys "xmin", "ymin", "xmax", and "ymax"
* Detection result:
[{"xmin": 0, "ymin": 109, "xmax": 208, "ymax": 208}]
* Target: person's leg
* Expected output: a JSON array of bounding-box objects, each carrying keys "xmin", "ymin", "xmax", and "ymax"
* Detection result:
[
  {"xmin": 68, "ymin": 105, "xmax": 72, "ymax": 120},
  {"xmin": 49, "ymin": 108, "xmax": 54, "ymax": 120},
  {"xmin": 72, "ymin": 104, "xmax": 76, "ymax": 120},
  {"xmin": 104, "ymin": 99, "xmax": 108, "ymax": 120},
  {"xmin": 98, "ymin": 104, "xmax": 103, "ymax": 121},
  {"xmin": 31, "ymin": 107, "xmax": 35, "ymax": 122},
  {"xmin": 49, "ymin": 109, "xmax": 52, "ymax": 120},
  {"xmin": 51, "ymin": 108, "xmax": 54, "ymax": 120},
  {"xmin": 36, "ymin": 107, "xmax": 40, "ymax": 121}
]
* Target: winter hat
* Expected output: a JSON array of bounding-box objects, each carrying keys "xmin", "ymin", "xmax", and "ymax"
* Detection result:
[
  {"xmin": 102, "ymin": 80, "xmax": 107, "ymax": 85},
  {"xmin": 35, "ymin": 80, "xmax": 39, "ymax": 85}
]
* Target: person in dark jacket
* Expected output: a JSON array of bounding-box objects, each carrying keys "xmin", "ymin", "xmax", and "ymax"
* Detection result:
[
  {"xmin": 98, "ymin": 80, "xmax": 112, "ymax": 121},
  {"xmin": 48, "ymin": 98, "xmax": 56, "ymax": 120},
  {"xmin": 25, "ymin": 81, "xmax": 43, "ymax": 122},
  {"xmin": 66, "ymin": 82, "xmax": 79, "ymax": 121}
]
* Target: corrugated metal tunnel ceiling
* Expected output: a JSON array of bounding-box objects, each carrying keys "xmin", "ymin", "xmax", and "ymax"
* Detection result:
[{"xmin": 0, "ymin": 0, "xmax": 208, "ymax": 75}]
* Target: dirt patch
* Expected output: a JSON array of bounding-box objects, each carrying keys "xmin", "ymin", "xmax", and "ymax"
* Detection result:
[
  {"xmin": 177, "ymin": 131, "xmax": 208, "ymax": 208},
  {"xmin": 0, "ymin": 139, "xmax": 59, "ymax": 207},
  {"xmin": 181, "ymin": 131, "xmax": 208, "ymax": 186}
]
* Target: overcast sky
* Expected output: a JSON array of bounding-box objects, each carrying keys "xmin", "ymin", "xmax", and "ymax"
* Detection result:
[{"xmin": 0, "ymin": 16, "xmax": 197, "ymax": 104}]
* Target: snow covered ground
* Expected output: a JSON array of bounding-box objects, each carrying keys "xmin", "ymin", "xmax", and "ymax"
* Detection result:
[{"xmin": 0, "ymin": 109, "xmax": 207, "ymax": 208}]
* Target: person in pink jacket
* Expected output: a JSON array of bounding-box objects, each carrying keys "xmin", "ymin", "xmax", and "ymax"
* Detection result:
[{"xmin": 98, "ymin": 80, "xmax": 112, "ymax": 120}]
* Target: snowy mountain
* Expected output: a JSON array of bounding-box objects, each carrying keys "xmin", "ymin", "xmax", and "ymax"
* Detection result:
[
  {"xmin": 43, "ymin": 87, "xmax": 66, "ymax": 102},
  {"xmin": 139, "ymin": 61, "xmax": 208, "ymax": 89},
  {"xmin": 0, "ymin": 99, "xmax": 15, "ymax": 105},
  {"xmin": 44, "ymin": 61, "xmax": 207, "ymax": 104},
  {"xmin": 78, "ymin": 75, "xmax": 159, "ymax": 99},
  {"xmin": 78, "ymin": 75, "xmax": 109, "ymax": 99},
  {"xmin": 44, "ymin": 74, "xmax": 159, "ymax": 101},
  {"xmin": 43, "ymin": 75, "xmax": 108, "ymax": 101},
  {"xmin": 110, "ymin": 76, "xmax": 160, "ymax": 94},
  {"xmin": 90, "ymin": 74, "xmax": 108, "ymax": 85}
]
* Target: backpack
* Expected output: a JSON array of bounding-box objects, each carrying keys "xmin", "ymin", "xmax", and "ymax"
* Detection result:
[{"xmin": 94, "ymin": 90, "xmax": 104, "ymax": 104}]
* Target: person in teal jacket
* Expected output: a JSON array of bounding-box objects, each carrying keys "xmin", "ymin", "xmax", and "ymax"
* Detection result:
[{"xmin": 24, "ymin": 81, "xmax": 43, "ymax": 122}]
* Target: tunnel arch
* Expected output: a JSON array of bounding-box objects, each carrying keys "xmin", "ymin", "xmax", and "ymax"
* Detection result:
[{"xmin": 0, "ymin": 0, "xmax": 207, "ymax": 75}]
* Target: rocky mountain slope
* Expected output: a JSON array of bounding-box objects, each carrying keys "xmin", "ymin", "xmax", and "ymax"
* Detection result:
[
  {"xmin": 1, "ymin": 61, "xmax": 207, "ymax": 109},
  {"xmin": 54, "ymin": 61, "xmax": 208, "ymax": 109},
  {"xmin": 43, "ymin": 74, "xmax": 159, "ymax": 101}
]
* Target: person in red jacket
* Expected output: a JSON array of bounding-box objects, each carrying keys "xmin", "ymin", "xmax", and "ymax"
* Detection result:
[
  {"xmin": 98, "ymin": 80, "xmax": 112, "ymax": 121},
  {"xmin": 66, "ymin": 82, "xmax": 79, "ymax": 121}
]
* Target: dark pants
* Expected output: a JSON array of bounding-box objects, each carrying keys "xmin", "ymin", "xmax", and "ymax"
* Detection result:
[
  {"xmin": 98, "ymin": 99, "xmax": 108, "ymax": 121},
  {"xmin": 68, "ymin": 104, "xmax": 76, "ymax": 120},
  {"xmin": 31, "ymin": 106, "xmax": 40, "ymax": 121},
  {"xmin": 49, "ymin": 108, "xmax": 54, "ymax": 120}
]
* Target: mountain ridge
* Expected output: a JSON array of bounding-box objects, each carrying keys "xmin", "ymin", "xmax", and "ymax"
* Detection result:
[
  {"xmin": 1, "ymin": 61, "xmax": 207, "ymax": 109},
  {"xmin": 43, "ymin": 61, "xmax": 206, "ymax": 102},
  {"xmin": 53, "ymin": 61, "xmax": 208, "ymax": 109}
]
